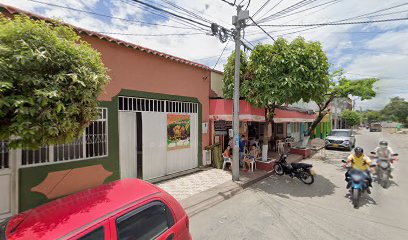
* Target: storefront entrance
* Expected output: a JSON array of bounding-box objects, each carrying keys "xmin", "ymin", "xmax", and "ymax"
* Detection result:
[{"xmin": 118, "ymin": 96, "xmax": 199, "ymax": 180}]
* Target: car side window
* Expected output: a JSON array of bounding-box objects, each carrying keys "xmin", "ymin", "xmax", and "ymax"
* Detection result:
[
  {"xmin": 78, "ymin": 226, "xmax": 104, "ymax": 240},
  {"xmin": 116, "ymin": 201, "xmax": 174, "ymax": 240}
]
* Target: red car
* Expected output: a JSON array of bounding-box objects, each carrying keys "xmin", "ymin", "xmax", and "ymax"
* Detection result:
[{"xmin": 1, "ymin": 179, "xmax": 191, "ymax": 240}]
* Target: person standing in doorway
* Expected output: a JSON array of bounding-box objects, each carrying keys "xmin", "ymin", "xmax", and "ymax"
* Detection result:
[{"xmin": 239, "ymin": 135, "xmax": 246, "ymax": 167}]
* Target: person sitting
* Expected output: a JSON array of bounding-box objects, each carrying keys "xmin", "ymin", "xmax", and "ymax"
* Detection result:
[
  {"xmin": 243, "ymin": 144, "xmax": 259, "ymax": 171},
  {"xmin": 223, "ymin": 146, "xmax": 232, "ymax": 170}
]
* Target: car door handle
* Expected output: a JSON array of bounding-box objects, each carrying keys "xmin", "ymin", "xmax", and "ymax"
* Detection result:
[{"xmin": 166, "ymin": 233, "xmax": 174, "ymax": 240}]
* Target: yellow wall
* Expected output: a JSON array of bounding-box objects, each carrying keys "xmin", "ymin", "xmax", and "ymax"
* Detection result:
[{"xmin": 211, "ymin": 71, "xmax": 224, "ymax": 98}]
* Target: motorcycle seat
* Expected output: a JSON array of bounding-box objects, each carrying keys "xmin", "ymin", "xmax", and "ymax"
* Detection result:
[{"xmin": 291, "ymin": 162, "xmax": 312, "ymax": 169}]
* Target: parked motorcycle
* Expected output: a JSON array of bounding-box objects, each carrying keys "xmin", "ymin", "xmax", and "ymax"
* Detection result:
[
  {"xmin": 274, "ymin": 154, "xmax": 315, "ymax": 185},
  {"xmin": 342, "ymin": 160, "xmax": 373, "ymax": 208},
  {"xmin": 370, "ymin": 151, "xmax": 398, "ymax": 188}
]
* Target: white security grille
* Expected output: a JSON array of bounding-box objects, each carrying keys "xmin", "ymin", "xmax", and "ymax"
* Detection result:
[
  {"xmin": 118, "ymin": 96, "xmax": 198, "ymax": 114},
  {"xmin": 0, "ymin": 141, "xmax": 9, "ymax": 169},
  {"xmin": 21, "ymin": 108, "xmax": 108, "ymax": 166}
]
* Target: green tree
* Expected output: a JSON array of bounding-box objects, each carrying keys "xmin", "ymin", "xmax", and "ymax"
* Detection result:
[
  {"xmin": 223, "ymin": 37, "xmax": 330, "ymax": 154},
  {"xmin": 363, "ymin": 110, "xmax": 382, "ymax": 123},
  {"xmin": 380, "ymin": 97, "xmax": 408, "ymax": 124},
  {"xmin": 0, "ymin": 15, "xmax": 110, "ymax": 148},
  {"xmin": 341, "ymin": 110, "xmax": 362, "ymax": 127},
  {"xmin": 307, "ymin": 70, "xmax": 377, "ymax": 136}
]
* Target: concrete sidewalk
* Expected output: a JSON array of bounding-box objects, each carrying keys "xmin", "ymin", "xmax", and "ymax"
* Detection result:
[{"xmin": 157, "ymin": 153, "xmax": 304, "ymax": 217}]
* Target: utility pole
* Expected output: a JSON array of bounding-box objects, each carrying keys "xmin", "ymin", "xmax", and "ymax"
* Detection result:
[{"xmin": 231, "ymin": 5, "xmax": 249, "ymax": 181}]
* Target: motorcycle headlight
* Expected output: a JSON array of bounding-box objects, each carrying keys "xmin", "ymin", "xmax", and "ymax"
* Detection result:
[
  {"xmin": 351, "ymin": 174, "xmax": 363, "ymax": 182},
  {"xmin": 380, "ymin": 161, "xmax": 390, "ymax": 168}
]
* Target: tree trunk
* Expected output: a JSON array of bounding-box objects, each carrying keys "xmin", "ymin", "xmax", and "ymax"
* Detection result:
[
  {"xmin": 307, "ymin": 112, "xmax": 326, "ymax": 137},
  {"xmin": 262, "ymin": 104, "xmax": 276, "ymax": 161},
  {"xmin": 306, "ymin": 95, "xmax": 335, "ymax": 137}
]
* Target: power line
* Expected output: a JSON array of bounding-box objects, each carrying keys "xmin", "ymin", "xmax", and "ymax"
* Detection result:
[
  {"xmin": 258, "ymin": 0, "xmax": 319, "ymax": 23},
  {"xmin": 256, "ymin": 0, "xmax": 285, "ymax": 21},
  {"xmin": 121, "ymin": 0, "xmax": 209, "ymax": 32},
  {"xmin": 158, "ymin": 0, "xmax": 213, "ymax": 24},
  {"xmin": 274, "ymin": 2, "xmax": 408, "ymax": 36},
  {"xmin": 213, "ymin": 38, "xmax": 231, "ymax": 69},
  {"xmin": 249, "ymin": 16, "xmax": 275, "ymax": 41},
  {"xmin": 96, "ymin": 31, "xmax": 206, "ymax": 36},
  {"xmin": 258, "ymin": 17, "xmax": 408, "ymax": 27},
  {"xmin": 252, "ymin": 0, "xmax": 272, "ymax": 19},
  {"xmin": 128, "ymin": 0, "xmax": 211, "ymax": 29},
  {"xmin": 266, "ymin": 0, "xmax": 342, "ymax": 22},
  {"xmin": 27, "ymin": 0, "xmax": 197, "ymax": 30}
]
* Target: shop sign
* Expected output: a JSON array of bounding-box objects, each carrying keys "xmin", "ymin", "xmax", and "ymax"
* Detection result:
[{"xmin": 167, "ymin": 114, "xmax": 191, "ymax": 150}]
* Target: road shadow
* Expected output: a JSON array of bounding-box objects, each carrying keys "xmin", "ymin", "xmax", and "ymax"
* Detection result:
[
  {"xmin": 344, "ymin": 191, "xmax": 377, "ymax": 208},
  {"xmin": 373, "ymin": 178, "xmax": 399, "ymax": 189},
  {"xmin": 250, "ymin": 173, "xmax": 338, "ymax": 199}
]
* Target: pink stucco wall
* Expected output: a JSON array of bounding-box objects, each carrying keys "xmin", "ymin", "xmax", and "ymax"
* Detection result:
[{"xmin": 80, "ymin": 35, "xmax": 210, "ymax": 149}]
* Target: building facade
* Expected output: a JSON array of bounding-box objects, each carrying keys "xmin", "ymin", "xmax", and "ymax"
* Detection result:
[{"xmin": 0, "ymin": 4, "xmax": 212, "ymax": 217}]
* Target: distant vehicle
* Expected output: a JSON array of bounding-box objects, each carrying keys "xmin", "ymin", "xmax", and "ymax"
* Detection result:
[
  {"xmin": 325, "ymin": 129, "xmax": 356, "ymax": 151},
  {"xmin": 1, "ymin": 179, "xmax": 191, "ymax": 240},
  {"xmin": 369, "ymin": 123, "xmax": 382, "ymax": 132}
]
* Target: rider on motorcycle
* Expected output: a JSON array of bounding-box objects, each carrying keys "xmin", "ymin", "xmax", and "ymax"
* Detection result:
[
  {"xmin": 345, "ymin": 147, "xmax": 373, "ymax": 193},
  {"xmin": 373, "ymin": 140, "xmax": 396, "ymax": 178}
]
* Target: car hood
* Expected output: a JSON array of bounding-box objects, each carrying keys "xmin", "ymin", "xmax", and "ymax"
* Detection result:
[{"xmin": 326, "ymin": 136, "xmax": 351, "ymax": 141}]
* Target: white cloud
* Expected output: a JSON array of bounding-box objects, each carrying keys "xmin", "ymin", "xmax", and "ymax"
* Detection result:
[{"xmin": 1, "ymin": 0, "xmax": 408, "ymax": 108}]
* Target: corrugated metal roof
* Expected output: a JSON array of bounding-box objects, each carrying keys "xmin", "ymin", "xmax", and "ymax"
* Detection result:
[{"xmin": 0, "ymin": 3, "xmax": 213, "ymax": 71}]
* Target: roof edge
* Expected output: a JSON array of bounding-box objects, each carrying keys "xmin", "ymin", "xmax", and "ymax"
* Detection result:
[{"xmin": 0, "ymin": 3, "xmax": 212, "ymax": 71}]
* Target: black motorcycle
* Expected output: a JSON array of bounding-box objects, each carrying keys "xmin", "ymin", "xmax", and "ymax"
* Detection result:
[{"xmin": 273, "ymin": 154, "xmax": 315, "ymax": 184}]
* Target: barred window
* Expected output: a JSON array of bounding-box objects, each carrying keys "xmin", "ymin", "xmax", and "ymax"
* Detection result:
[
  {"xmin": 21, "ymin": 108, "xmax": 108, "ymax": 166},
  {"xmin": 118, "ymin": 96, "xmax": 197, "ymax": 113},
  {"xmin": 0, "ymin": 141, "xmax": 9, "ymax": 169}
]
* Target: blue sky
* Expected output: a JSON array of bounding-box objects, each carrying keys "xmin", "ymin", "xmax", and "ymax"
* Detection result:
[{"xmin": 1, "ymin": 0, "xmax": 408, "ymax": 110}]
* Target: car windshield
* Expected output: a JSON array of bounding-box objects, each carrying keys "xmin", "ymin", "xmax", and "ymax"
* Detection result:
[{"xmin": 330, "ymin": 131, "xmax": 351, "ymax": 137}]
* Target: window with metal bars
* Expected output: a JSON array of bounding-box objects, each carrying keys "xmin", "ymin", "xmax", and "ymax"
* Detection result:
[
  {"xmin": 118, "ymin": 96, "xmax": 198, "ymax": 114},
  {"xmin": 0, "ymin": 141, "xmax": 9, "ymax": 169},
  {"xmin": 20, "ymin": 108, "xmax": 108, "ymax": 166}
]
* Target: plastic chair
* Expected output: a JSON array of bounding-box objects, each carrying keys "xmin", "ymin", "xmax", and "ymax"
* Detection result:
[
  {"xmin": 249, "ymin": 158, "xmax": 256, "ymax": 172},
  {"xmin": 222, "ymin": 156, "xmax": 232, "ymax": 170}
]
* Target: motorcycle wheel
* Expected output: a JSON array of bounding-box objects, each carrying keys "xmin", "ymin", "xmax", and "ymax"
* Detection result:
[
  {"xmin": 352, "ymin": 188, "xmax": 360, "ymax": 208},
  {"xmin": 274, "ymin": 164, "xmax": 284, "ymax": 176},
  {"xmin": 382, "ymin": 173, "xmax": 389, "ymax": 188},
  {"xmin": 299, "ymin": 171, "xmax": 314, "ymax": 185}
]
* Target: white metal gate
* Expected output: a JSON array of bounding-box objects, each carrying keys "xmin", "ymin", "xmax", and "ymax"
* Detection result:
[
  {"xmin": 118, "ymin": 97, "xmax": 199, "ymax": 180},
  {"xmin": 119, "ymin": 112, "xmax": 137, "ymax": 179},
  {"xmin": 0, "ymin": 142, "xmax": 16, "ymax": 220}
]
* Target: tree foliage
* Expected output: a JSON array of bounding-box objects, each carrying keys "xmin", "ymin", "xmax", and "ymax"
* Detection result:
[
  {"xmin": 341, "ymin": 110, "xmax": 361, "ymax": 127},
  {"xmin": 307, "ymin": 70, "xmax": 377, "ymax": 136},
  {"xmin": 223, "ymin": 37, "xmax": 330, "ymax": 120},
  {"xmin": 0, "ymin": 15, "xmax": 110, "ymax": 148},
  {"xmin": 381, "ymin": 97, "xmax": 408, "ymax": 124},
  {"xmin": 363, "ymin": 110, "xmax": 383, "ymax": 123}
]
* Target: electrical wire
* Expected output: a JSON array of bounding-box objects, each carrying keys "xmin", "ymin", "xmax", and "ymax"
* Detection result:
[
  {"xmin": 96, "ymin": 31, "xmax": 207, "ymax": 36},
  {"xmin": 213, "ymin": 38, "xmax": 231, "ymax": 69},
  {"xmin": 159, "ymin": 0, "xmax": 213, "ymax": 24},
  {"xmin": 256, "ymin": 0, "xmax": 284, "ymax": 21},
  {"xmin": 27, "ymin": 0, "xmax": 198, "ymax": 30},
  {"xmin": 121, "ymin": 0, "xmax": 209, "ymax": 32},
  {"xmin": 258, "ymin": 17, "xmax": 408, "ymax": 27},
  {"xmin": 267, "ymin": 0, "xmax": 341, "ymax": 22},
  {"xmin": 127, "ymin": 0, "xmax": 211, "ymax": 29},
  {"xmin": 252, "ymin": 0, "xmax": 272, "ymax": 19},
  {"xmin": 251, "ymin": 2, "xmax": 408, "ymax": 40},
  {"xmin": 258, "ymin": 0, "xmax": 319, "ymax": 23},
  {"xmin": 249, "ymin": 16, "xmax": 275, "ymax": 41}
]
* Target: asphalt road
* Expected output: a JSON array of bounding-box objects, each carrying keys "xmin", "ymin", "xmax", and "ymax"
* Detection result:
[{"xmin": 190, "ymin": 129, "xmax": 408, "ymax": 240}]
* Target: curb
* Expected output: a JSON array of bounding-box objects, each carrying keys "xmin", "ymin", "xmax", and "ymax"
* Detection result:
[{"xmin": 181, "ymin": 170, "xmax": 275, "ymax": 217}]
